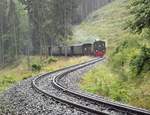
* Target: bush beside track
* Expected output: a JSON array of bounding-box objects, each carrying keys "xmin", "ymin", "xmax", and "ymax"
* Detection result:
[
  {"xmin": 78, "ymin": 0, "xmax": 150, "ymax": 110},
  {"xmin": 0, "ymin": 56, "xmax": 92, "ymax": 92}
]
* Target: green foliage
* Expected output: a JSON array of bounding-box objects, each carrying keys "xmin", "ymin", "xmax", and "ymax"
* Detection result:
[
  {"xmin": 79, "ymin": 0, "xmax": 150, "ymax": 109},
  {"xmin": 128, "ymin": 0, "xmax": 150, "ymax": 32},
  {"xmin": 0, "ymin": 56, "xmax": 91, "ymax": 92},
  {"xmin": 110, "ymin": 81, "xmax": 130, "ymax": 102},
  {"xmin": 111, "ymin": 36, "xmax": 140, "ymax": 77},
  {"xmin": 18, "ymin": 0, "xmax": 78, "ymax": 53},
  {"xmin": 31, "ymin": 64, "xmax": 41, "ymax": 72},
  {"xmin": 49, "ymin": 0, "xmax": 78, "ymax": 42},
  {"xmin": 130, "ymin": 47, "xmax": 150, "ymax": 77},
  {"xmin": 0, "ymin": 76, "xmax": 16, "ymax": 85},
  {"xmin": 48, "ymin": 57, "xmax": 58, "ymax": 64},
  {"xmin": 81, "ymin": 66, "xmax": 130, "ymax": 103},
  {"xmin": 113, "ymin": 38, "xmax": 140, "ymax": 55},
  {"xmin": 0, "ymin": 76, "xmax": 16, "ymax": 91}
]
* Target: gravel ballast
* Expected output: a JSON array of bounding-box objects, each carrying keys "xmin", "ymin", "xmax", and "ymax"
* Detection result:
[{"xmin": 0, "ymin": 59, "xmax": 103, "ymax": 115}]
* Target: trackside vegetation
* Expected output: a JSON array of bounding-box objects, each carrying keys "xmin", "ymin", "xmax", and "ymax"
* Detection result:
[
  {"xmin": 0, "ymin": 56, "xmax": 91, "ymax": 92},
  {"xmin": 79, "ymin": 0, "xmax": 150, "ymax": 110}
]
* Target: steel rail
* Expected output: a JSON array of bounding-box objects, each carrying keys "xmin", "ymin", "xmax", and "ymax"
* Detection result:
[
  {"xmin": 32, "ymin": 58, "xmax": 109, "ymax": 115},
  {"xmin": 52, "ymin": 60, "xmax": 150, "ymax": 115}
]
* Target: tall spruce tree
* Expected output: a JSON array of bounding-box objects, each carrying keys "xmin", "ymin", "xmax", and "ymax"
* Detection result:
[
  {"xmin": 18, "ymin": 0, "xmax": 111, "ymax": 55},
  {"xmin": 0, "ymin": 0, "xmax": 6, "ymax": 65},
  {"xmin": 49, "ymin": 0, "xmax": 78, "ymax": 45},
  {"xmin": 19, "ymin": 0, "xmax": 78, "ymax": 52},
  {"xmin": 19, "ymin": 0, "xmax": 52, "ymax": 55},
  {"xmin": 0, "ymin": 0, "xmax": 20, "ymax": 66}
]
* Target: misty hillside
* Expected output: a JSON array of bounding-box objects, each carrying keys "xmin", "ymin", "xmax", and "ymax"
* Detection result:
[
  {"xmin": 0, "ymin": 0, "xmax": 112, "ymax": 67},
  {"xmin": 79, "ymin": 0, "xmax": 150, "ymax": 110},
  {"xmin": 73, "ymin": 0, "xmax": 128, "ymax": 50},
  {"xmin": 77, "ymin": 0, "xmax": 112, "ymax": 22}
]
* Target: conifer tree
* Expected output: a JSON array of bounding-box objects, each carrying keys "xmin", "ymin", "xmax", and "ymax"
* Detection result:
[
  {"xmin": 49, "ymin": 0, "xmax": 78, "ymax": 45},
  {"xmin": 0, "ymin": 0, "xmax": 20, "ymax": 65}
]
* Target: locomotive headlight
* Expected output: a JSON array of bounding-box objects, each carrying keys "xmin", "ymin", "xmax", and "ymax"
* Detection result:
[{"xmin": 95, "ymin": 38, "xmax": 100, "ymax": 41}]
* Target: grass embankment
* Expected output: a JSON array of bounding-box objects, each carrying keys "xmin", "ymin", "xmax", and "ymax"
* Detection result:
[
  {"xmin": 0, "ymin": 56, "xmax": 92, "ymax": 92},
  {"xmin": 73, "ymin": 0, "xmax": 129, "ymax": 51},
  {"xmin": 78, "ymin": 0, "xmax": 150, "ymax": 110}
]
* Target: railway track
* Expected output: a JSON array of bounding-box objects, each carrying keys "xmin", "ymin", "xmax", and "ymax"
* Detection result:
[{"xmin": 32, "ymin": 58, "xmax": 150, "ymax": 115}]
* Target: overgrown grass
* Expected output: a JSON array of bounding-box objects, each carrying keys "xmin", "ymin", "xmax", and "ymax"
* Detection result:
[
  {"xmin": 78, "ymin": 0, "xmax": 150, "ymax": 110},
  {"xmin": 73, "ymin": 0, "xmax": 129, "ymax": 52},
  {"xmin": 81, "ymin": 63, "xmax": 150, "ymax": 110},
  {"xmin": 0, "ymin": 56, "xmax": 92, "ymax": 92},
  {"xmin": 80, "ymin": 65, "xmax": 130, "ymax": 103}
]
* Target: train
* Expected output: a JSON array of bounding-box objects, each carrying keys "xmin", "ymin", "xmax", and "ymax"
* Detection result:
[{"xmin": 48, "ymin": 40, "xmax": 106, "ymax": 57}]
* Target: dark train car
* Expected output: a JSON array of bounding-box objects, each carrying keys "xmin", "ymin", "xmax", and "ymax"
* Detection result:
[
  {"xmin": 72, "ymin": 44, "xmax": 83, "ymax": 56},
  {"xmin": 94, "ymin": 40, "xmax": 106, "ymax": 57},
  {"xmin": 48, "ymin": 40, "xmax": 106, "ymax": 57},
  {"xmin": 82, "ymin": 43, "xmax": 92, "ymax": 56},
  {"xmin": 70, "ymin": 46, "xmax": 74, "ymax": 56},
  {"xmin": 49, "ymin": 46, "xmax": 62, "ymax": 56},
  {"xmin": 61, "ymin": 46, "xmax": 72, "ymax": 56}
]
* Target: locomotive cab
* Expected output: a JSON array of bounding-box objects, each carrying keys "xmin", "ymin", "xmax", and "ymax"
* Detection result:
[{"xmin": 94, "ymin": 41, "xmax": 106, "ymax": 57}]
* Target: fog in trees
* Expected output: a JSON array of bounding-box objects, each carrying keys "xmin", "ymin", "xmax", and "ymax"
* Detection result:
[{"xmin": 0, "ymin": 0, "xmax": 112, "ymax": 67}]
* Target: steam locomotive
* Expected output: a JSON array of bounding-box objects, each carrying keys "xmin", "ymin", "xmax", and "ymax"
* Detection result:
[{"xmin": 48, "ymin": 40, "xmax": 106, "ymax": 57}]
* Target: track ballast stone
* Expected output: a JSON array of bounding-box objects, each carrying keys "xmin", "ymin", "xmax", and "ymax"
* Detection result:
[
  {"xmin": 0, "ymin": 59, "xmax": 103, "ymax": 115},
  {"xmin": 0, "ymin": 77, "xmax": 90, "ymax": 115}
]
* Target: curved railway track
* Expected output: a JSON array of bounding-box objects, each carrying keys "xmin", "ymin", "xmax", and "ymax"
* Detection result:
[{"xmin": 32, "ymin": 58, "xmax": 150, "ymax": 115}]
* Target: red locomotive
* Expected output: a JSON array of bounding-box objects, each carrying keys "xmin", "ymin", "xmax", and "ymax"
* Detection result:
[
  {"xmin": 49, "ymin": 40, "xmax": 106, "ymax": 57},
  {"xmin": 94, "ymin": 40, "xmax": 106, "ymax": 57}
]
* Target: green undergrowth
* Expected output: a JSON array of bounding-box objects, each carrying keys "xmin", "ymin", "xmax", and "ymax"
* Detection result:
[
  {"xmin": 79, "ymin": 0, "xmax": 150, "ymax": 110},
  {"xmin": 81, "ymin": 63, "xmax": 150, "ymax": 109},
  {"xmin": 73, "ymin": 0, "xmax": 129, "ymax": 52},
  {"xmin": 0, "ymin": 56, "xmax": 92, "ymax": 92}
]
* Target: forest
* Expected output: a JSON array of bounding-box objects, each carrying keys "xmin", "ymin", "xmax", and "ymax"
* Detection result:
[
  {"xmin": 0, "ymin": 0, "xmax": 111, "ymax": 67},
  {"xmin": 0, "ymin": 0, "xmax": 150, "ymax": 111}
]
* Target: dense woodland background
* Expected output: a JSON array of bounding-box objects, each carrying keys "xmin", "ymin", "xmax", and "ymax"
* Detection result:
[
  {"xmin": 0, "ymin": 0, "xmax": 150, "ymax": 110},
  {"xmin": 0, "ymin": 0, "xmax": 112, "ymax": 67}
]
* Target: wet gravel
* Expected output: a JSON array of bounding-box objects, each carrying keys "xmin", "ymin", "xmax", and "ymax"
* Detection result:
[
  {"xmin": 0, "ymin": 58, "xmax": 143, "ymax": 115},
  {"xmin": 0, "ymin": 76, "xmax": 91, "ymax": 115},
  {"xmin": 0, "ymin": 59, "xmax": 102, "ymax": 115}
]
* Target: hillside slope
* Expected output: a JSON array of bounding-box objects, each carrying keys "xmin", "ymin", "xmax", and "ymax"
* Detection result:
[
  {"xmin": 76, "ymin": 0, "xmax": 150, "ymax": 110},
  {"xmin": 73, "ymin": 0, "xmax": 129, "ymax": 51}
]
